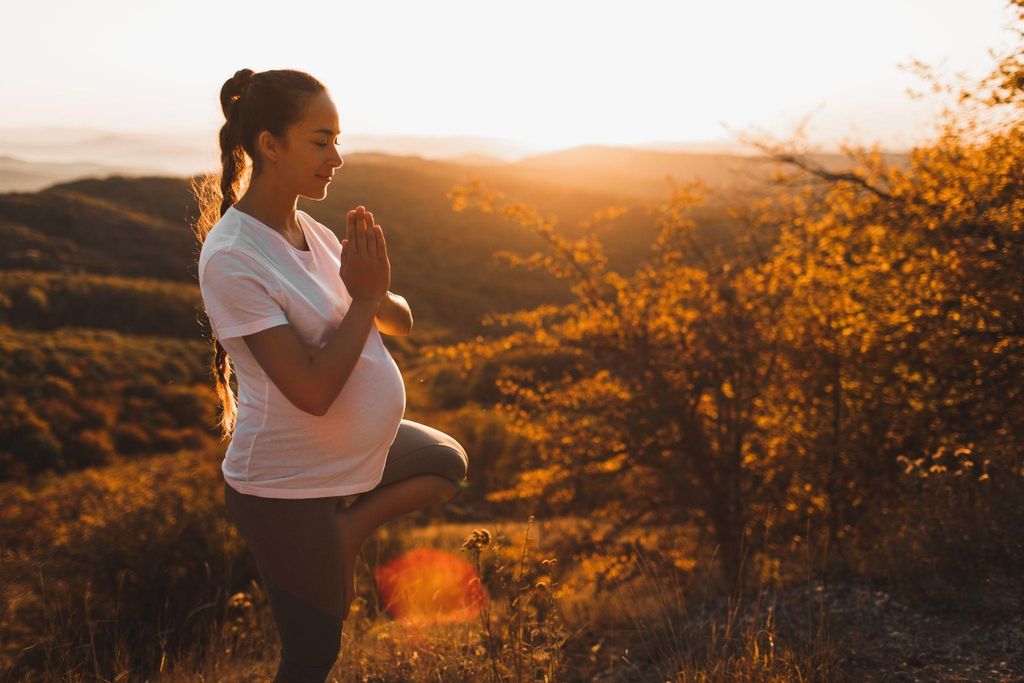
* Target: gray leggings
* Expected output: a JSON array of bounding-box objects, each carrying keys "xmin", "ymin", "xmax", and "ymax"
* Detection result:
[{"xmin": 223, "ymin": 418, "xmax": 469, "ymax": 683}]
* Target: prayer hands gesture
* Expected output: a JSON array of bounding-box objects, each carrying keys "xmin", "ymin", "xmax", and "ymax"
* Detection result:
[{"xmin": 340, "ymin": 205, "xmax": 390, "ymax": 305}]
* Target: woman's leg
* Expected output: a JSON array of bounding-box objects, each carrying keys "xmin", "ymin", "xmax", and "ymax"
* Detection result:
[
  {"xmin": 224, "ymin": 480, "xmax": 344, "ymax": 683},
  {"xmin": 375, "ymin": 418, "xmax": 469, "ymax": 493},
  {"xmin": 334, "ymin": 418, "xmax": 469, "ymax": 618}
]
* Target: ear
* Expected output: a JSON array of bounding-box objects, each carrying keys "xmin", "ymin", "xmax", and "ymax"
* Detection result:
[{"xmin": 255, "ymin": 130, "xmax": 280, "ymax": 163}]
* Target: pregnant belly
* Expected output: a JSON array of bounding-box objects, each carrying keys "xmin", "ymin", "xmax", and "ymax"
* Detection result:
[{"xmin": 324, "ymin": 346, "xmax": 407, "ymax": 449}]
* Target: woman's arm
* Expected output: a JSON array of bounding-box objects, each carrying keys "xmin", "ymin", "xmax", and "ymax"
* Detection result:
[
  {"xmin": 242, "ymin": 298, "xmax": 379, "ymax": 416},
  {"xmin": 374, "ymin": 290, "xmax": 413, "ymax": 336},
  {"xmin": 298, "ymin": 291, "xmax": 410, "ymax": 361},
  {"xmin": 297, "ymin": 292, "xmax": 409, "ymax": 362}
]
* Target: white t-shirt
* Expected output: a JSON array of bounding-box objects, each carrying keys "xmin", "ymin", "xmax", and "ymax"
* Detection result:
[{"xmin": 198, "ymin": 205, "xmax": 406, "ymax": 499}]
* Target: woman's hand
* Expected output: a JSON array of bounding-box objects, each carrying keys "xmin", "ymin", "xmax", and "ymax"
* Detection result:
[{"xmin": 340, "ymin": 205, "xmax": 390, "ymax": 305}]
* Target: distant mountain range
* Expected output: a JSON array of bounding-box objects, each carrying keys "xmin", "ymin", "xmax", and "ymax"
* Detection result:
[{"xmin": 0, "ymin": 126, "xmax": 910, "ymax": 194}]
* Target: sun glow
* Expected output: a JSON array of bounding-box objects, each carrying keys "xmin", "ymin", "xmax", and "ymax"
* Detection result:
[{"xmin": 375, "ymin": 547, "xmax": 487, "ymax": 625}]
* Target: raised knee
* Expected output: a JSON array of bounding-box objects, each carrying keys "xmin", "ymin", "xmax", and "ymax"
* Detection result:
[{"xmin": 437, "ymin": 442, "xmax": 468, "ymax": 484}]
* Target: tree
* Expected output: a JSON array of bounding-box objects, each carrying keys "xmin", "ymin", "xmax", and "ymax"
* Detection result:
[{"xmin": 427, "ymin": 1, "xmax": 1024, "ymax": 586}]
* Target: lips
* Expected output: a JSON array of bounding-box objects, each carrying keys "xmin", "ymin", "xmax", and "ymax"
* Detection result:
[{"xmin": 317, "ymin": 174, "xmax": 333, "ymax": 181}]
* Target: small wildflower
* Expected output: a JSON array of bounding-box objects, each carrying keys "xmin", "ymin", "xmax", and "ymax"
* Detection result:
[
  {"xmin": 227, "ymin": 592, "xmax": 252, "ymax": 609},
  {"xmin": 462, "ymin": 528, "xmax": 492, "ymax": 552}
]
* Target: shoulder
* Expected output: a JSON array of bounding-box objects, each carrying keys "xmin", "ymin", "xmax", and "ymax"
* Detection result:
[
  {"xmin": 299, "ymin": 210, "xmax": 342, "ymax": 248},
  {"xmin": 202, "ymin": 206, "xmax": 286, "ymax": 266},
  {"xmin": 199, "ymin": 243, "xmax": 279, "ymax": 288},
  {"xmin": 200, "ymin": 212, "xmax": 280, "ymax": 275}
]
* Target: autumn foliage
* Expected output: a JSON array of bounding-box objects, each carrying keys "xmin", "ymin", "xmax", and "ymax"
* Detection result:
[{"xmin": 427, "ymin": 8, "xmax": 1024, "ymax": 586}]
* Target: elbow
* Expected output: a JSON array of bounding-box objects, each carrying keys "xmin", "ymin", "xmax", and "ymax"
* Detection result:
[
  {"xmin": 278, "ymin": 377, "xmax": 326, "ymax": 416},
  {"xmin": 307, "ymin": 383, "xmax": 340, "ymax": 417},
  {"xmin": 294, "ymin": 397, "xmax": 328, "ymax": 417},
  {"xmin": 293, "ymin": 382, "xmax": 331, "ymax": 417},
  {"xmin": 394, "ymin": 314, "xmax": 413, "ymax": 337},
  {"xmin": 307, "ymin": 402, "xmax": 329, "ymax": 418},
  {"xmin": 307, "ymin": 393, "xmax": 331, "ymax": 417}
]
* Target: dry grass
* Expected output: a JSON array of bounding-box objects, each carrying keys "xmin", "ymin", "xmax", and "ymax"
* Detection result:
[
  {"xmin": 7, "ymin": 455, "xmax": 1018, "ymax": 680},
  {"xmin": 0, "ymin": 453, "xmax": 838, "ymax": 681},
  {"xmin": 150, "ymin": 515, "xmax": 837, "ymax": 682}
]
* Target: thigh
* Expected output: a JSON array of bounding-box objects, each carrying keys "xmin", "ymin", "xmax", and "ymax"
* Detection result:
[
  {"xmin": 224, "ymin": 479, "xmax": 344, "ymax": 620},
  {"xmin": 374, "ymin": 418, "xmax": 469, "ymax": 489}
]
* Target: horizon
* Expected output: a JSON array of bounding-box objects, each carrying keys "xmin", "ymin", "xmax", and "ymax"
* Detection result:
[
  {"xmin": 0, "ymin": 124, "xmax": 916, "ymax": 191},
  {"xmin": 3, "ymin": 0, "xmax": 1019, "ymax": 160}
]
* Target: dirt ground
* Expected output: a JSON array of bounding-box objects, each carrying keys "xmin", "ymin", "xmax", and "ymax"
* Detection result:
[{"xmin": 765, "ymin": 577, "xmax": 1024, "ymax": 682}]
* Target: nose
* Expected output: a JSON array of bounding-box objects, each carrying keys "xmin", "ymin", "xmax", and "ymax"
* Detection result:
[{"xmin": 331, "ymin": 147, "xmax": 343, "ymax": 168}]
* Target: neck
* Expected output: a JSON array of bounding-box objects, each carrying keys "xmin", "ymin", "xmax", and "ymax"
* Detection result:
[{"xmin": 233, "ymin": 175, "xmax": 300, "ymax": 235}]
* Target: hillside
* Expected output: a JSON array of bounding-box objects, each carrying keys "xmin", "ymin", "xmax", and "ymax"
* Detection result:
[
  {"xmin": 0, "ymin": 188, "xmax": 196, "ymax": 282},
  {"xmin": 0, "ymin": 148, "xmax": 752, "ymax": 484},
  {"xmin": 0, "ymin": 144, "xmax": 901, "ymax": 351},
  {"xmin": 8, "ymin": 150, "xmax": 773, "ymax": 340}
]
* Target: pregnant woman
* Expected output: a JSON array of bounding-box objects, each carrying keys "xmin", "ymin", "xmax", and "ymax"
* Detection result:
[{"xmin": 193, "ymin": 68, "xmax": 469, "ymax": 683}]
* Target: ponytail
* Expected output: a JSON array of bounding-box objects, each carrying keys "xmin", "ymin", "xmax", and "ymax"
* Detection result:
[{"xmin": 190, "ymin": 68, "xmax": 325, "ymax": 439}]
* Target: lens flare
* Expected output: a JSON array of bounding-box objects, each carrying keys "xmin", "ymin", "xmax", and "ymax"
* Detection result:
[{"xmin": 375, "ymin": 547, "xmax": 487, "ymax": 625}]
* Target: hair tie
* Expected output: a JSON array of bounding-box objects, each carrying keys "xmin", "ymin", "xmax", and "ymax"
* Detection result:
[{"xmin": 231, "ymin": 69, "xmax": 255, "ymax": 106}]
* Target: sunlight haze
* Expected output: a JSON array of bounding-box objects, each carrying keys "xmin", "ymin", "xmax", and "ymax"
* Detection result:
[{"xmin": 2, "ymin": 0, "xmax": 1018, "ymax": 157}]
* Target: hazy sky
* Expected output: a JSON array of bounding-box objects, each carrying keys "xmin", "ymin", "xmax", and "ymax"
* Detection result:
[{"xmin": 3, "ymin": 0, "xmax": 1019, "ymax": 153}]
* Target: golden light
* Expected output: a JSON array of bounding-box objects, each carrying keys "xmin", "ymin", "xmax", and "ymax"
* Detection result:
[{"xmin": 374, "ymin": 547, "xmax": 487, "ymax": 625}]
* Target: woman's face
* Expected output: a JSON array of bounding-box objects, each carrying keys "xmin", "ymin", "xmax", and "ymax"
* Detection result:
[{"xmin": 274, "ymin": 90, "xmax": 344, "ymax": 200}]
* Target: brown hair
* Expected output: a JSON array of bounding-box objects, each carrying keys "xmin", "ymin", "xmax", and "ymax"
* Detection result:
[{"xmin": 190, "ymin": 68, "xmax": 326, "ymax": 439}]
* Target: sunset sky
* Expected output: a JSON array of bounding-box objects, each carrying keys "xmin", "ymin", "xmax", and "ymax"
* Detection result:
[{"xmin": 2, "ymin": 0, "xmax": 1019, "ymax": 155}]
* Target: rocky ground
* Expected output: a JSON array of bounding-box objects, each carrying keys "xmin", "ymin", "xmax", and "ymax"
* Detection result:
[
  {"xmin": 584, "ymin": 576, "xmax": 1024, "ymax": 682},
  {"xmin": 765, "ymin": 577, "xmax": 1024, "ymax": 682}
]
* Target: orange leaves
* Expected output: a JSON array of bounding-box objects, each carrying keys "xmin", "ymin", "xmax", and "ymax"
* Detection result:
[
  {"xmin": 578, "ymin": 205, "xmax": 629, "ymax": 233},
  {"xmin": 447, "ymin": 179, "xmax": 505, "ymax": 215},
  {"xmin": 589, "ymin": 453, "xmax": 628, "ymax": 474},
  {"xmin": 720, "ymin": 381, "xmax": 735, "ymax": 400},
  {"xmin": 486, "ymin": 464, "xmax": 571, "ymax": 503}
]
